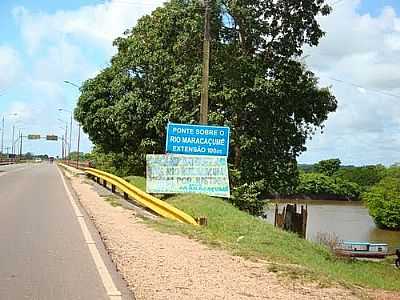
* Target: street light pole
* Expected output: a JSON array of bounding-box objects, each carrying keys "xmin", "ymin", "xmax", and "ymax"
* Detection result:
[
  {"xmin": 19, "ymin": 130, "xmax": 23, "ymax": 159},
  {"xmin": 76, "ymin": 124, "xmax": 81, "ymax": 169},
  {"xmin": 61, "ymin": 136, "xmax": 65, "ymax": 160},
  {"xmin": 69, "ymin": 113, "xmax": 72, "ymax": 158},
  {"xmin": 57, "ymin": 109, "xmax": 73, "ymax": 159},
  {"xmin": 63, "ymin": 80, "xmax": 82, "ymax": 168},
  {"xmin": 65, "ymin": 123, "xmax": 68, "ymax": 159},
  {"xmin": 11, "ymin": 125, "xmax": 15, "ymax": 156}
]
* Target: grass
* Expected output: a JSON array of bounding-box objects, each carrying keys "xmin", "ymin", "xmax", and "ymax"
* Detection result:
[
  {"xmin": 125, "ymin": 176, "xmax": 400, "ymax": 292},
  {"xmin": 125, "ymin": 176, "xmax": 146, "ymax": 191}
]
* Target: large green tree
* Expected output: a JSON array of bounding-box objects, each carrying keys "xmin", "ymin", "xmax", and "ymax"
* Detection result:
[
  {"xmin": 76, "ymin": 0, "xmax": 337, "ymax": 194},
  {"xmin": 315, "ymin": 158, "xmax": 341, "ymax": 177}
]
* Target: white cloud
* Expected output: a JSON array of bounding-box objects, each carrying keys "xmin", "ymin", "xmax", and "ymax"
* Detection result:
[
  {"xmin": 300, "ymin": 0, "xmax": 400, "ymax": 165},
  {"xmin": 0, "ymin": 45, "xmax": 22, "ymax": 91},
  {"xmin": 13, "ymin": 0, "xmax": 164, "ymax": 55},
  {"xmin": 6, "ymin": 0, "xmax": 164, "ymax": 156}
]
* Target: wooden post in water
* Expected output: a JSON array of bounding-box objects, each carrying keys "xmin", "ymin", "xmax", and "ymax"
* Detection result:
[{"xmin": 274, "ymin": 203, "xmax": 308, "ymax": 239}]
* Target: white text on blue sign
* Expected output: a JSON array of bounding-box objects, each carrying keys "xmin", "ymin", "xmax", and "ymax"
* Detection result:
[{"xmin": 166, "ymin": 123, "xmax": 230, "ymax": 156}]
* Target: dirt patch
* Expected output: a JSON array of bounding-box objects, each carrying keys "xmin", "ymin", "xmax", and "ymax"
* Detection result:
[{"xmin": 68, "ymin": 173, "xmax": 362, "ymax": 300}]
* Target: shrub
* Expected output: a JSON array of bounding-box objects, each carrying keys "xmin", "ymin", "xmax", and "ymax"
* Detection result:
[
  {"xmin": 296, "ymin": 173, "xmax": 361, "ymax": 200},
  {"xmin": 231, "ymin": 182, "xmax": 264, "ymax": 216},
  {"xmin": 363, "ymin": 177, "xmax": 400, "ymax": 230},
  {"xmin": 335, "ymin": 165, "xmax": 386, "ymax": 191}
]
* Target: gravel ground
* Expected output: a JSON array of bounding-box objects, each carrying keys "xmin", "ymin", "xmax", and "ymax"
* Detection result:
[{"xmin": 67, "ymin": 173, "xmax": 366, "ymax": 300}]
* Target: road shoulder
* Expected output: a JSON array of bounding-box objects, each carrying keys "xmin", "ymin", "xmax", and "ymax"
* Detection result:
[{"xmin": 59, "ymin": 167, "xmax": 134, "ymax": 300}]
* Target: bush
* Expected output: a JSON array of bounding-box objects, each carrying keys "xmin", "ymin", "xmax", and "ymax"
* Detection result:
[
  {"xmin": 88, "ymin": 147, "xmax": 145, "ymax": 177},
  {"xmin": 296, "ymin": 173, "xmax": 361, "ymax": 200},
  {"xmin": 363, "ymin": 176, "xmax": 400, "ymax": 230},
  {"xmin": 335, "ymin": 165, "xmax": 385, "ymax": 191},
  {"xmin": 231, "ymin": 182, "xmax": 264, "ymax": 216}
]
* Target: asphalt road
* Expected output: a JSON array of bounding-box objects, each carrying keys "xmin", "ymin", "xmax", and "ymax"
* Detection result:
[{"xmin": 0, "ymin": 163, "xmax": 133, "ymax": 300}]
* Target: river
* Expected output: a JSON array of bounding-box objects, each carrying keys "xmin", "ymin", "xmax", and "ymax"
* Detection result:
[{"xmin": 265, "ymin": 200, "xmax": 400, "ymax": 252}]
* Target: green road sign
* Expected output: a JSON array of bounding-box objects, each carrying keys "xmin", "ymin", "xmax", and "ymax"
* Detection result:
[
  {"xmin": 28, "ymin": 134, "xmax": 41, "ymax": 140},
  {"xmin": 46, "ymin": 135, "xmax": 58, "ymax": 141}
]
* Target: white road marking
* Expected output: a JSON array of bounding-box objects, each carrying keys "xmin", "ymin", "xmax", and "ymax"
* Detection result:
[{"xmin": 57, "ymin": 167, "xmax": 122, "ymax": 300}]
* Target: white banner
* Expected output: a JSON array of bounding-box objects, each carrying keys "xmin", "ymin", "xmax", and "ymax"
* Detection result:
[{"xmin": 146, "ymin": 154, "xmax": 230, "ymax": 198}]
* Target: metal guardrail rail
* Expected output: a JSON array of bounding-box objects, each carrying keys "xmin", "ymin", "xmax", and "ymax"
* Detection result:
[
  {"xmin": 60, "ymin": 163, "xmax": 199, "ymax": 226},
  {"xmin": 0, "ymin": 160, "xmax": 16, "ymax": 166}
]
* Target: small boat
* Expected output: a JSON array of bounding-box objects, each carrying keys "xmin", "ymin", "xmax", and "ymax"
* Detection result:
[{"xmin": 334, "ymin": 241, "xmax": 389, "ymax": 259}]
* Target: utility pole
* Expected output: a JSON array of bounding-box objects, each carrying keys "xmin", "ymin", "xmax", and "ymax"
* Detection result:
[
  {"xmin": 200, "ymin": 0, "xmax": 211, "ymax": 125},
  {"xmin": 76, "ymin": 124, "xmax": 81, "ymax": 169},
  {"xmin": 1, "ymin": 116, "xmax": 4, "ymax": 155},
  {"xmin": 69, "ymin": 114, "xmax": 72, "ymax": 159},
  {"xmin": 65, "ymin": 123, "xmax": 68, "ymax": 159},
  {"xmin": 11, "ymin": 125, "xmax": 15, "ymax": 156},
  {"xmin": 61, "ymin": 136, "xmax": 65, "ymax": 160},
  {"xmin": 19, "ymin": 131, "xmax": 23, "ymax": 159}
]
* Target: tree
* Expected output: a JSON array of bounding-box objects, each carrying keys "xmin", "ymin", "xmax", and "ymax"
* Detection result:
[
  {"xmin": 75, "ymin": 0, "xmax": 337, "ymax": 196},
  {"xmin": 363, "ymin": 176, "xmax": 400, "ymax": 230},
  {"xmin": 315, "ymin": 159, "xmax": 341, "ymax": 177},
  {"xmin": 335, "ymin": 165, "xmax": 385, "ymax": 191}
]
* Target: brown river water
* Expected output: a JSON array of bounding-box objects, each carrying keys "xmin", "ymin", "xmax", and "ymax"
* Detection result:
[{"xmin": 265, "ymin": 200, "xmax": 400, "ymax": 252}]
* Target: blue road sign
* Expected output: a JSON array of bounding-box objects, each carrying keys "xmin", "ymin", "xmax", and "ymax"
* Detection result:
[{"xmin": 166, "ymin": 123, "xmax": 230, "ymax": 157}]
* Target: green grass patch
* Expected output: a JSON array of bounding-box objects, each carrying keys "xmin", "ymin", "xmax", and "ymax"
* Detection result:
[
  {"xmin": 125, "ymin": 176, "xmax": 146, "ymax": 191},
  {"xmin": 130, "ymin": 176, "xmax": 400, "ymax": 291}
]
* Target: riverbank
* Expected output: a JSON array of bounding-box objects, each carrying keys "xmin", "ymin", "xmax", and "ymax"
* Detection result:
[
  {"xmin": 125, "ymin": 176, "xmax": 400, "ymax": 293},
  {"xmin": 65, "ymin": 171, "xmax": 363, "ymax": 299}
]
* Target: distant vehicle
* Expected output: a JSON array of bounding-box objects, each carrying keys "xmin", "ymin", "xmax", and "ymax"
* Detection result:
[
  {"xmin": 334, "ymin": 241, "xmax": 388, "ymax": 259},
  {"xmin": 35, "ymin": 158, "xmax": 42, "ymax": 163},
  {"xmin": 49, "ymin": 157, "xmax": 54, "ymax": 164}
]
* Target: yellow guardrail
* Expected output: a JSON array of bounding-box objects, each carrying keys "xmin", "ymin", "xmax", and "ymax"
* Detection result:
[{"xmin": 83, "ymin": 167, "xmax": 199, "ymax": 226}]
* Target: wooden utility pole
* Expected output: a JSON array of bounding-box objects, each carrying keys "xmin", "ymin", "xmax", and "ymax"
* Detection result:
[{"xmin": 200, "ymin": 0, "xmax": 211, "ymax": 125}]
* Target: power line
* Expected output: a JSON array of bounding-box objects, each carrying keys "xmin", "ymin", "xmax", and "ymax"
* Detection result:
[
  {"xmin": 330, "ymin": 0, "xmax": 345, "ymax": 6},
  {"xmin": 322, "ymin": 76, "xmax": 400, "ymax": 99}
]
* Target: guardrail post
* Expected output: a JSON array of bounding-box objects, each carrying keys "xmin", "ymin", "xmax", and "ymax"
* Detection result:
[
  {"xmin": 96, "ymin": 177, "xmax": 100, "ymax": 184},
  {"xmin": 124, "ymin": 192, "xmax": 129, "ymax": 200},
  {"xmin": 102, "ymin": 179, "xmax": 107, "ymax": 188},
  {"xmin": 196, "ymin": 216, "xmax": 208, "ymax": 226},
  {"xmin": 112, "ymin": 184, "xmax": 116, "ymax": 193}
]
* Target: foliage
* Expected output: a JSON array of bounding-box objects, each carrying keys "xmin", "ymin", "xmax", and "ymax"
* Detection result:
[
  {"xmin": 75, "ymin": 0, "xmax": 337, "ymax": 199},
  {"xmin": 67, "ymin": 151, "xmax": 92, "ymax": 161},
  {"xmin": 298, "ymin": 164, "xmax": 316, "ymax": 173},
  {"xmin": 363, "ymin": 176, "xmax": 400, "ymax": 230},
  {"xmin": 231, "ymin": 181, "xmax": 264, "ymax": 215},
  {"xmin": 384, "ymin": 166, "xmax": 400, "ymax": 179},
  {"xmin": 85, "ymin": 146, "xmax": 145, "ymax": 177},
  {"xmin": 296, "ymin": 172, "xmax": 361, "ymax": 200},
  {"xmin": 314, "ymin": 158, "xmax": 341, "ymax": 176},
  {"xmin": 335, "ymin": 165, "xmax": 385, "ymax": 191}
]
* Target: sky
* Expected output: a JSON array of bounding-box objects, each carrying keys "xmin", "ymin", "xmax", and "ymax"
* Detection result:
[{"xmin": 0, "ymin": 0, "xmax": 399, "ymax": 165}]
